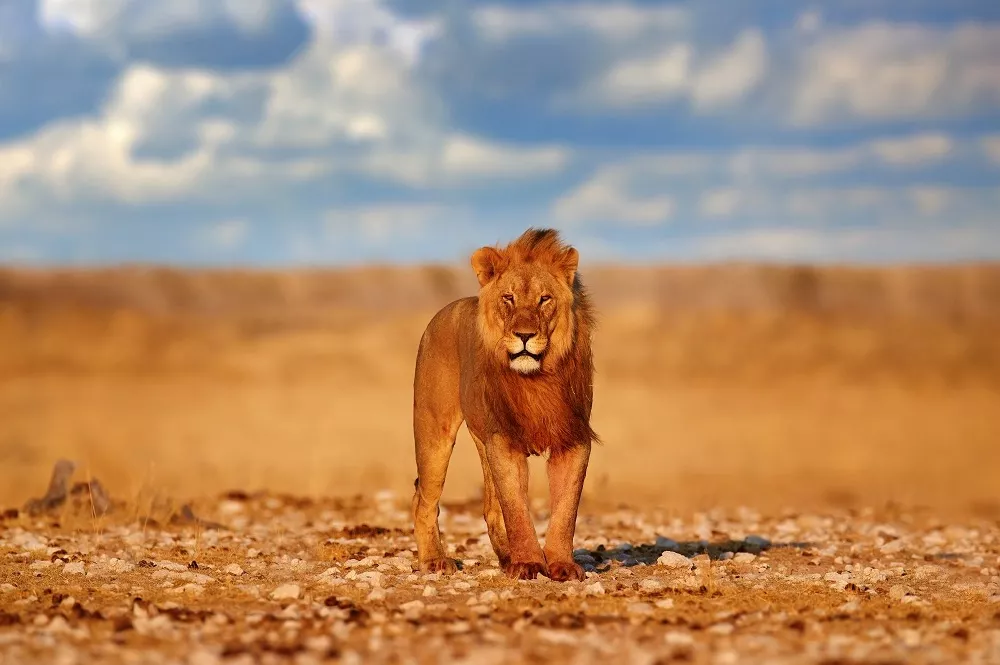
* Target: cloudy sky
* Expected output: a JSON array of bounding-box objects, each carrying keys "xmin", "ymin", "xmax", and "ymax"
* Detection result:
[{"xmin": 1, "ymin": 0, "xmax": 998, "ymax": 266}]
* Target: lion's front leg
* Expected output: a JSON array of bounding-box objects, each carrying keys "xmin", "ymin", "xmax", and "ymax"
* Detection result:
[
  {"xmin": 484, "ymin": 435, "xmax": 547, "ymax": 580},
  {"xmin": 542, "ymin": 442, "xmax": 591, "ymax": 582}
]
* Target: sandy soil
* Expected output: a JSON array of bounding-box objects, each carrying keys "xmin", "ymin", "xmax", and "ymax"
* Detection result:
[{"xmin": 1, "ymin": 482, "xmax": 998, "ymax": 665}]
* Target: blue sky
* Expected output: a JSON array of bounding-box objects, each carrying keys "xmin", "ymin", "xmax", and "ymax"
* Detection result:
[{"xmin": 0, "ymin": 0, "xmax": 998, "ymax": 266}]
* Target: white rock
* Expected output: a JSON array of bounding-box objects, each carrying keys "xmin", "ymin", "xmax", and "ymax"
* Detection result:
[
  {"xmin": 732, "ymin": 553, "xmax": 756, "ymax": 564},
  {"xmin": 664, "ymin": 631, "xmax": 694, "ymax": 646},
  {"xmin": 400, "ymin": 600, "xmax": 425, "ymax": 619},
  {"xmin": 188, "ymin": 649, "xmax": 221, "ymax": 665},
  {"xmin": 357, "ymin": 571, "xmax": 384, "ymax": 588},
  {"xmin": 655, "ymin": 599, "xmax": 675, "ymax": 609},
  {"xmin": 44, "ymin": 616, "xmax": 72, "ymax": 634},
  {"xmin": 223, "ymin": 563, "xmax": 244, "ymax": 576},
  {"xmin": 880, "ymin": 539, "xmax": 905, "ymax": 554},
  {"xmin": 708, "ymin": 623, "xmax": 734, "ymax": 635},
  {"xmin": 107, "ymin": 558, "xmax": 135, "ymax": 574},
  {"xmin": 63, "ymin": 562, "xmax": 85, "ymax": 575},
  {"xmin": 155, "ymin": 561, "xmax": 188, "ymax": 572},
  {"xmin": 627, "ymin": 602, "xmax": 654, "ymax": 615},
  {"xmin": 889, "ymin": 584, "xmax": 916, "ymax": 601},
  {"xmin": 656, "ymin": 552, "xmax": 693, "ymax": 569},
  {"xmin": 639, "ymin": 579, "xmax": 664, "ymax": 593},
  {"xmin": 422, "ymin": 585, "xmax": 437, "ymax": 597},
  {"xmin": 367, "ymin": 588, "xmax": 387, "ymax": 602},
  {"xmin": 270, "ymin": 584, "xmax": 301, "ymax": 601},
  {"xmin": 584, "ymin": 581, "xmax": 605, "ymax": 596}
]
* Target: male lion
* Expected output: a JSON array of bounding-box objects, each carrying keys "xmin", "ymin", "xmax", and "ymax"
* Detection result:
[{"xmin": 411, "ymin": 228, "xmax": 599, "ymax": 582}]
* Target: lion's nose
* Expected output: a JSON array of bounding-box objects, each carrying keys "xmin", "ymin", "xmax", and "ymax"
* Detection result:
[{"xmin": 514, "ymin": 331, "xmax": 537, "ymax": 344}]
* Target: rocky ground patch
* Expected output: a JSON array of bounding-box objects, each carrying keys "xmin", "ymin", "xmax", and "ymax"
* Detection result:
[{"xmin": 1, "ymin": 470, "xmax": 998, "ymax": 665}]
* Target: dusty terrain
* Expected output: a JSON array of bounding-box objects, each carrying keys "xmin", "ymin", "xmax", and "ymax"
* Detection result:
[
  {"xmin": 1, "ymin": 262, "xmax": 1000, "ymax": 663},
  {"xmin": 0, "ymin": 477, "xmax": 998, "ymax": 664}
]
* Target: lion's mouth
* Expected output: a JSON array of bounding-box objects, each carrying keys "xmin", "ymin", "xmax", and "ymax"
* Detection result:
[{"xmin": 509, "ymin": 350, "xmax": 543, "ymax": 362}]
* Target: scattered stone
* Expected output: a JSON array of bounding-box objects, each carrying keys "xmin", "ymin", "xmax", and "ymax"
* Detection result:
[
  {"xmin": 656, "ymin": 551, "xmax": 693, "ymax": 569},
  {"xmin": 639, "ymin": 579, "xmax": 664, "ymax": 593},
  {"xmin": 890, "ymin": 584, "xmax": 917, "ymax": 601},
  {"xmin": 270, "ymin": 584, "xmax": 300, "ymax": 601},
  {"xmin": 627, "ymin": 602, "xmax": 653, "ymax": 615},
  {"xmin": 223, "ymin": 563, "xmax": 244, "ymax": 576},
  {"xmin": 63, "ymin": 561, "xmax": 85, "ymax": 575}
]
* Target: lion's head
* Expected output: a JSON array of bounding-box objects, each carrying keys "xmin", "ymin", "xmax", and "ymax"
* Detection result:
[{"xmin": 471, "ymin": 228, "xmax": 585, "ymax": 375}]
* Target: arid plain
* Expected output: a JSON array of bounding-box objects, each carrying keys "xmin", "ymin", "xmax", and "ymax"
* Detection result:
[{"xmin": 1, "ymin": 263, "xmax": 999, "ymax": 664}]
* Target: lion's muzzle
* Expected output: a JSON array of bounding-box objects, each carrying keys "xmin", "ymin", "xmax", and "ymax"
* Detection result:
[{"xmin": 507, "ymin": 332, "xmax": 546, "ymax": 374}]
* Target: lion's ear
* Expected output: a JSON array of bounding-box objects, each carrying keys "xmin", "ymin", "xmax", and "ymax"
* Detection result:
[
  {"xmin": 471, "ymin": 246, "xmax": 503, "ymax": 287},
  {"xmin": 559, "ymin": 247, "xmax": 579, "ymax": 286}
]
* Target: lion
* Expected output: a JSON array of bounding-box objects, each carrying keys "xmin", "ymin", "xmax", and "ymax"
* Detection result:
[{"xmin": 411, "ymin": 228, "xmax": 599, "ymax": 582}]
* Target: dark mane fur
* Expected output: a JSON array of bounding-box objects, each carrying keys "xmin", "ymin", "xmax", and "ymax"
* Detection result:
[{"xmin": 476, "ymin": 228, "xmax": 600, "ymax": 456}]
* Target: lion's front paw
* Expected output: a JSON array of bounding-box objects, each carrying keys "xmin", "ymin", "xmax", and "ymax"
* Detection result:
[
  {"xmin": 502, "ymin": 560, "xmax": 547, "ymax": 581},
  {"xmin": 419, "ymin": 557, "xmax": 458, "ymax": 574},
  {"xmin": 546, "ymin": 560, "xmax": 586, "ymax": 582}
]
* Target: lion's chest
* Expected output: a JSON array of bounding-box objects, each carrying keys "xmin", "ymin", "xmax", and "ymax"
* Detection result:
[{"xmin": 484, "ymin": 376, "xmax": 585, "ymax": 456}]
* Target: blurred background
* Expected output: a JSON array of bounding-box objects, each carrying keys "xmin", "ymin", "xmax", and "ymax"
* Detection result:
[{"xmin": 1, "ymin": 0, "xmax": 998, "ymax": 516}]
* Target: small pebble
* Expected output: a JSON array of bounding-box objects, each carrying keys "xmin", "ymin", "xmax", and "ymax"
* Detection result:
[
  {"xmin": 270, "ymin": 584, "xmax": 300, "ymax": 601},
  {"xmin": 656, "ymin": 552, "xmax": 693, "ymax": 569},
  {"xmin": 639, "ymin": 579, "xmax": 664, "ymax": 593}
]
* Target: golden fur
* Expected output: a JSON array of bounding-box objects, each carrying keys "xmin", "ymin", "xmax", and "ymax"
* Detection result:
[{"xmin": 411, "ymin": 228, "xmax": 598, "ymax": 581}]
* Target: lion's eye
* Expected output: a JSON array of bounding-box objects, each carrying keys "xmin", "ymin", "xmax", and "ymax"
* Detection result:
[
  {"xmin": 502, "ymin": 294, "xmax": 514, "ymax": 305},
  {"xmin": 539, "ymin": 295, "xmax": 551, "ymax": 305}
]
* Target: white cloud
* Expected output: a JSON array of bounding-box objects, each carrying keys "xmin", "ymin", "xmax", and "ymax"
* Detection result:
[
  {"xmin": 982, "ymin": 135, "xmax": 1000, "ymax": 165},
  {"xmin": 552, "ymin": 173, "xmax": 674, "ymax": 226},
  {"xmin": 295, "ymin": 0, "xmax": 441, "ymax": 66},
  {"xmin": 39, "ymin": 0, "xmax": 127, "ymax": 36},
  {"xmin": 687, "ymin": 222, "xmax": 1000, "ymax": 263},
  {"xmin": 795, "ymin": 9, "xmax": 823, "ymax": 36},
  {"xmin": 728, "ymin": 145, "xmax": 863, "ymax": 181},
  {"xmin": 909, "ymin": 186, "xmax": 952, "ymax": 216},
  {"xmin": 197, "ymin": 218, "xmax": 249, "ymax": 250},
  {"xmin": 700, "ymin": 188, "xmax": 753, "ymax": 218},
  {"xmin": 580, "ymin": 44, "xmax": 692, "ymax": 109},
  {"xmin": 471, "ymin": 3, "xmax": 689, "ymax": 44},
  {"xmin": 790, "ymin": 22, "xmax": 1000, "ymax": 125},
  {"xmin": 869, "ymin": 133, "xmax": 953, "ymax": 166},
  {"xmin": 0, "ymin": 8, "xmax": 573, "ymax": 217},
  {"xmin": 691, "ymin": 29, "xmax": 768, "ymax": 110},
  {"xmin": 569, "ymin": 29, "xmax": 768, "ymax": 112},
  {"xmin": 553, "ymin": 132, "xmax": 996, "ymax": 227},
  {"xmin": 325, "ymin": 203, "xmax": 451, "ymax": 245}
]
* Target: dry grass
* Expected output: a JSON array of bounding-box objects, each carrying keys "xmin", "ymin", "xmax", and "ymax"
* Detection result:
[{"xmin": 1, "ymin": 263, "xmax": 999, "ymax": 517}]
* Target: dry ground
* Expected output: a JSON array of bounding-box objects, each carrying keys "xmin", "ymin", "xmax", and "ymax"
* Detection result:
[
  {"xmin": 1, "ymin": 262, "xmax": 1000, "ymax": 663},
  {"xmin": 0, "ymin": 488, "xmax": 998, "ymax": 664}
]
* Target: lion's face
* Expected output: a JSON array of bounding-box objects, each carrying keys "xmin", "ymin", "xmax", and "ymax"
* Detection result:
[{"xmin": 471, "ymin": 242, "xmax": 579, "ymax": 375}]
